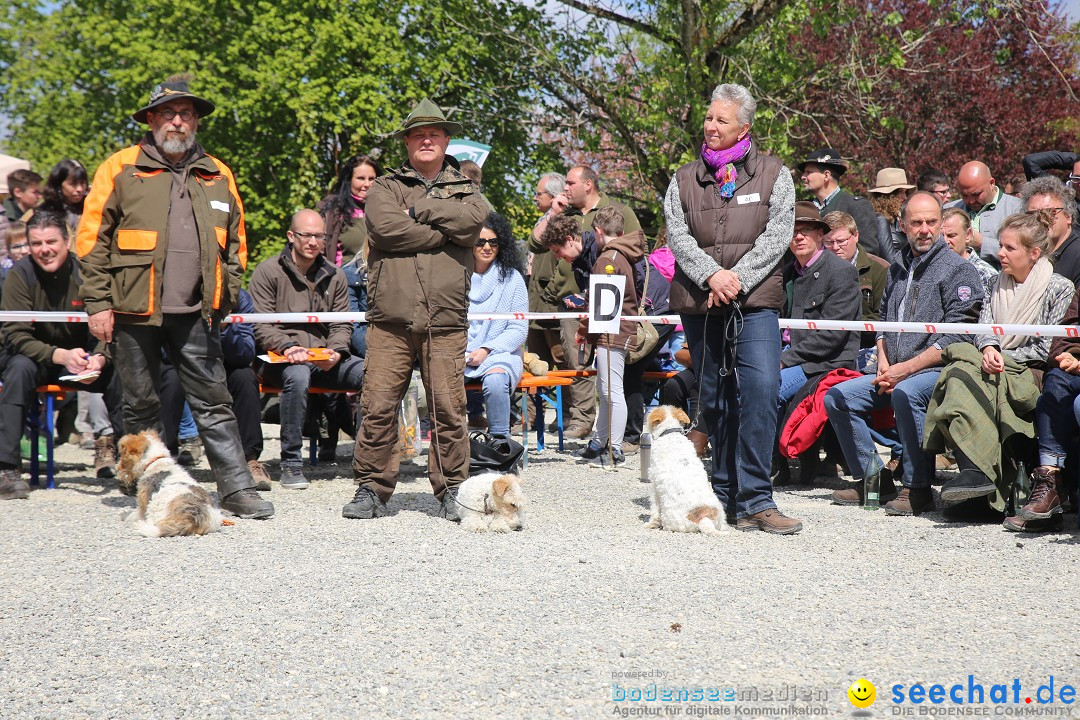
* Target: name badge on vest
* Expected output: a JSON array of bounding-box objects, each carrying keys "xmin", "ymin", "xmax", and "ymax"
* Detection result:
[{"xmin": 736, "ymin": 193, "xmax": 760, "ymax": 205}]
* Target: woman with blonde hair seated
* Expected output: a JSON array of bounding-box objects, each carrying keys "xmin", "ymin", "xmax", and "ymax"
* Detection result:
[{"xmin": 925, "ymin": 211, "xmax": 1075, "ymax": 519}]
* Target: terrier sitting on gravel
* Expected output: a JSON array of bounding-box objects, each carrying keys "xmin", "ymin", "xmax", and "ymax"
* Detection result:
[
  {"xmin": 454, "ymin": 472, "xmax": 526, "ymax": 532},
  {"xmin": 643, "ymin": 406, "xmax": 726, "ymax": 535},
  {"xmin": 116, "ymin": 431, "xmax": 223, "ymax": 538}
]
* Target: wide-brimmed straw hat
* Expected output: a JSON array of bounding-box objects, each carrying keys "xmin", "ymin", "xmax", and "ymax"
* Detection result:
[
  {"xmin": 392, "ymin": 97, "xmax": 463, "ymax": 139},
  {"xmin": 132, "ymin": 76, "xmax": 215, "ymax": 124},
  {"xmin": 869, "ymin": 167, "xmax": 915, "ymax": 194}
]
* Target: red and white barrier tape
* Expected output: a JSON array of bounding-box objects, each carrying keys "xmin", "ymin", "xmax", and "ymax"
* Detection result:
[{"xmin": 2, "ymin": 311, "xmax": 1079, "ymax": 338}]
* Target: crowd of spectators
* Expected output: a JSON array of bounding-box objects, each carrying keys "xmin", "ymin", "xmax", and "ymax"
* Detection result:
[{"xmin": 4, "ymin": 77, "xmax": 1080, "ymax": 536}]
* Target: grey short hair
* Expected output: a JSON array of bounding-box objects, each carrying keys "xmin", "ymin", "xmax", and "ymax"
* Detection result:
[
  {"xmin": 541, "ymin": 172, "xmax": 565, "ymax": 197},
  {"xmin": 1020, "ymin": 175, "xmax": 1077, "ymax": 222},
  {"xmin": 710, "ymin": 83, "xmax": 757, "ymax": 127}
]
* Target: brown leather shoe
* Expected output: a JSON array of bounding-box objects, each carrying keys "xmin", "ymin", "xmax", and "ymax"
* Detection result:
[
  {"xmin": 736, "ymin": 508, "xmax": 803, "ymax": 535},
  {"xmin": 564, "ymin": 425, "xmax": 593, "ymax": 440},
  {"xmin": 94, "ymin": 435, "xmax": 116, "ymax": 479},
  {"xmin": 687, "ymin": 430, "xmax": 709, "ymax": 458},
  {"xmin": 0, "ymin": 468, "xmax": 30, "ymax": 500},
  {"xmin": 1003, "ymin": 513, "xmax": 1064, "ymax": 533},
  {"xmin": 247, "ymin": 458, "xmax": 272, "ymax": 492},
  {"xmin": 883, "ymin": 486, "xmax": 934, "ymax": 516},
  {"xmin": 831, "ymin": 474, "xmax": 898, "ymax": 505},
  {"xmin": 1019, "ymin": 466, "xmax": 1063, "ymax": 520}
]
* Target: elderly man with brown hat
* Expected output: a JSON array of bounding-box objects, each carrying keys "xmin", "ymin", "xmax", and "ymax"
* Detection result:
[
  {"xmin": 343, "ymin": 98, "xmax": 488, "ymax": 522},
  {"xmin": 798, "ymin": 148, "xmax": 879, "ymax": 255},
  {"xmin": 77, "ymin": 75, "xmax": 274, "ymax": 519},
  {"xmin": 868, "ymin": 167, "xmax": 915, "ymax": 267}
]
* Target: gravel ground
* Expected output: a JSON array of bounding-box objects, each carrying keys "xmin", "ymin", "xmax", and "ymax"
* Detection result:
[{"xmin": 2, "ymin": 425, "xmax": 1079, "ymax": 719}]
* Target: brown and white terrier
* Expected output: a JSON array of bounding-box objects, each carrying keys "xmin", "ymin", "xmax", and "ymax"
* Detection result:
[{"xmin": 116, "ymin": 431, "xmax": 223, "ymax": 537}]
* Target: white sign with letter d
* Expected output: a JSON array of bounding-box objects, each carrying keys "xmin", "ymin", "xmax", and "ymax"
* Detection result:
[{"xmin": 588, "ymin": 273, "xmax": 625, "ymax": 335}]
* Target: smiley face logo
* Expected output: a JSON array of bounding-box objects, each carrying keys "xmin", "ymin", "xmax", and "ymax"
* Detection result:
[{"xmin": 848, "ymin": 678, "xmax": 876, "ymax": 708}]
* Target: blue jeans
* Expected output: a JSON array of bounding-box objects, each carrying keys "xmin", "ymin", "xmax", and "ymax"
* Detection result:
[
  {"xmin": 178, "ymin": 403, "xmax": 197, "ymax": 441},
  {"xmin": 824, "ymin": 370, "xmax": 940, "ymax": 488},
  {"xmin": 1035, "ymin": 369, "xmax": 1080, "ymax": 468},
  {"xmin": 682, "ymin": 309, "xmax": 780, "ymax": 519},
  {"xmin": 481, "ymin": 372, "xmax": 512, "ymax": 437},
  {"xmin": 778, "ymin": 365, "xmax": 808, "ymax": 408}
]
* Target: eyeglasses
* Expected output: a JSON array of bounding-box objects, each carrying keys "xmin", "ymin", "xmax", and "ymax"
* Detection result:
[
  {"xmin": 930, "ymin": 188, "xmax": 951, "ymax": 197},
  {"xmin": 1026, "ymin": 207, "xmax": 1066, "ymax": 218},
  {"xmin": 290, "ymin": 231, "xmax": 327, "ymax": 242},
  {"xmin": 153, "ymin": 108, "xmax": 196, "ymax": 121},
  {"xmin": 9, "ymin": 242, "xmax": 29, "ymax": 251},
  {"xmin": 476, "ymin": 239, "xmax": 499, "ymax": 248},
  {"xmin": 823, "ymin": 238, "xmax": 851, "ymax": 248},
  {"xmin": 1067, "ymin": 175, "xmax": 1080, "ymax": 189}
]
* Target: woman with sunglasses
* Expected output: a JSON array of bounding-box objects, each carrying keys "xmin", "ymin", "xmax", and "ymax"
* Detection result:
[{"xmin": 465, "ymin": 212, "xmax": 528, "ymax": 438}]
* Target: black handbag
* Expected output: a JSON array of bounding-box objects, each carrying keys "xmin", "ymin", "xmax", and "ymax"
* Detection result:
[{"xmin": 469, "ymin": 431, "xmax": 524, "ymax": 474}]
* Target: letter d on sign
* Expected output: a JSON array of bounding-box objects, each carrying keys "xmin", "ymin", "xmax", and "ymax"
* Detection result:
[{"xmin": 589, "ymin": 273, "xmax": 625, "ymax": 335}]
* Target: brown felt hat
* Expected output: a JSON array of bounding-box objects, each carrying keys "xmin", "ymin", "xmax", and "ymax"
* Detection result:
[{"xmin": 794, "ymin": 201, "xmax": 831, "ymax": 232}]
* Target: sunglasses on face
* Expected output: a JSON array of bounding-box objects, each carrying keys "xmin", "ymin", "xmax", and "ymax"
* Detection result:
[{"xmin": 476, "ymin": 238, "xmax": 499, "ymax": 248}]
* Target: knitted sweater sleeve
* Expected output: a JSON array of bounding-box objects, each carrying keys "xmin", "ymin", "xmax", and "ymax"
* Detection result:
[{"xmin": 664, "ymin": 175, "xmax": 721, "ymax": 289}]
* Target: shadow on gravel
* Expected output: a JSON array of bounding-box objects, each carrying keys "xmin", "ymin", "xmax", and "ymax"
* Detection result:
[
  {"xmin": 631, "ymin": 496, "xmax": 650, "ymax": 508},
  {"xmin": 386, "ymin": 491, "xmax": 446, "ymax": 517},
  {"xmin": 101, "ymin": 496, "xmax": 135, "ymax": 508}
]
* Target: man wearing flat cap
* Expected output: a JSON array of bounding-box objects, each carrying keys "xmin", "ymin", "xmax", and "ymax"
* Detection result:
[
  {"xmin": 343, "ymin": 97, "xmax": 487, "ymax": 521},
  {"xmin": 77, "ymin": 74, "xmax": 274, "ymax": 519},
  {"xmin": 798, "ymin": 148, "xmax": 879, "ymax": 256}
]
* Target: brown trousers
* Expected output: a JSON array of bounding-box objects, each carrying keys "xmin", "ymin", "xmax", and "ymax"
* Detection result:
[{"xmin": 352, "ymin": 323, "xmax": 468, "ymax": 502}]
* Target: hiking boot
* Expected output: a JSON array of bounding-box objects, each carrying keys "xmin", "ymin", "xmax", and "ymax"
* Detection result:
[
  {"xmin": 219, "ymin": 488, "xmax": 275, "ymax": 519},
  {"xmin": 883, "ymin": 486, "xmax": 935, "ymax": 516},
  {"xmin": 939, "ymin": 470, "xmax": 996, "ymax": 503},
  {"xmin": 588, "ymin": 448, "xmax": 626, "ymax": 468},
  {"xmin": 342, "ymin": 485, "xmax": 388, "ymax": 519},
  {"xmin": 94, "ymin": 435, "xmax": 116, "ymax": 479},
  {"xmin": 79, "ymin": 432, "xmax": 96, "ymax": 450},
  {"xmin": 564, "ymin": 425, "xmax": 593, "ymax": 440},
  {"xmin": 576, "ymin": 440, "xmax": 605, "ymax": 461},
  {"xmin": 736, "ymin": 509, "xmax": 803, "ymax": 535},
  {"xmin": 177, "ymin": 437, "xmax": 203, "ymax": 467},
  {"xmin": 1019, "ymin": 466, "xmax": 1064, "ymax": 520},
  {"xmin": 247, "ymin": 459, "xmax": 272, "ymax": 492},
  {"xmin": 1003, "ymin": 513, "xmax": 1064, "ymax": 533},
  {"xmin": 0, "ymin": 468, "xmax": 29, "ymax": 500},
  {"xmin": 621, "ymin": 441, "xmax": 639, "ymax": 455},
  {"xmin": 831, "ymin": 474, "xmax": 898, "ymax": 505},
  {"xmin": 279, "ymin": 462, "xmax": 310, "ymax": 490},
  {"xmin": 438, "ymin": 486, "xmax": 461, "ymax": 522}
]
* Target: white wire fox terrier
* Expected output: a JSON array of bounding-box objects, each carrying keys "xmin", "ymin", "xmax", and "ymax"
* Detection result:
[
  {"xmin": 454, "ymin": 472, "xmax": 527, "ymax": 532},
  {"xmin": 643, "ymin": 406, "xmax": 726, "ymax": 535},
  {"xmin": 116, "ymin": 431, "xmax": 224, "ymax": 538}
]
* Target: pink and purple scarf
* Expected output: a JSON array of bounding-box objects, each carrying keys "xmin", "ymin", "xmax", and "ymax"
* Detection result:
[{"xmin": 701, "ymin": 136, "xmax": 752, "ymax": 199}]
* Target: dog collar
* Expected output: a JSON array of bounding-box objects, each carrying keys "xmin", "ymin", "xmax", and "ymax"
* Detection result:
[{"xmin": 658, "ymin": 427, "xmax": 687, "ymax": 438}]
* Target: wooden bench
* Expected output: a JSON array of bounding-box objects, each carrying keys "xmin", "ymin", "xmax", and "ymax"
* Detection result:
[{"xmin": 465, "ymin": 373, "xmax": 572, "ymax": 468}]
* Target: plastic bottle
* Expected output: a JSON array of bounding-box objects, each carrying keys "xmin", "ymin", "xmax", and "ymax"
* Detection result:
[{"xmin": 639, "ymin": 432, "xmax": 652, "ymax": 482}]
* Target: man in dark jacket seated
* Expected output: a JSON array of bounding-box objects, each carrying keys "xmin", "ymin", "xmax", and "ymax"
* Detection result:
[
  {"xmin": 0, "ymin": 210, "xmax": 124, "ymax": 499},
  {"xmin": 250, "ymin": 209, "xmax": 362, "ymax": 490},
  {"xmin": 773, "ymin": 203, "xmax": 861, "ymax": 483}
]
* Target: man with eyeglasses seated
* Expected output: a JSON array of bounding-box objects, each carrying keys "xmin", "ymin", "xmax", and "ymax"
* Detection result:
[
  {"xmin": 77, "ymin": 74, "xmax": 273, "ymax": 519},
  {"xmin": 249, "ymin": 209, "xmax": 362, "ymax": 490},
  {"xmin": 1022, "ymin": 150, "xmax": 1080, "ymax": 202},
  {"xmin": 822, "ymin": 211, "xmax": 888, "ymax": 348},
  {"xmin": 1019, "ymin": 176, "xmax": 1080, "ymax": 285}
]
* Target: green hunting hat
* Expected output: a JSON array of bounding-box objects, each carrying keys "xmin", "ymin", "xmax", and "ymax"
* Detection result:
[
  {"xmin": 392, "ymin": 98, "xmax": 463, "ymax": 139},
  {"xmin": 132, "ymin": 75, "xmax": 215, "ymax": 124}
]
